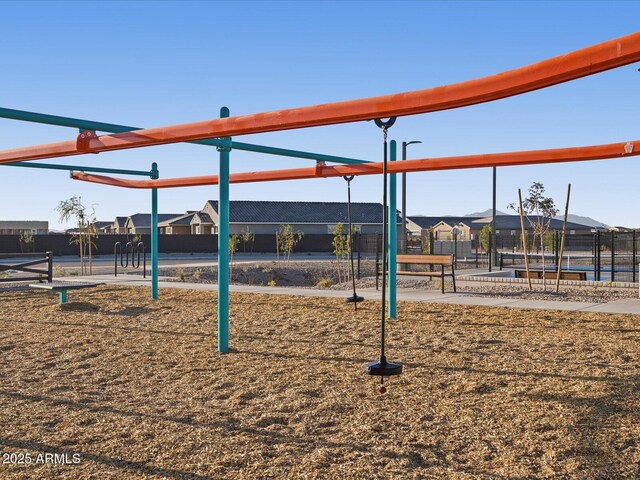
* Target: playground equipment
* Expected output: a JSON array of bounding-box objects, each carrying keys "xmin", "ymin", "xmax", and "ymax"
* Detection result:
[
  {"xmin": 114, "ymin": 241, "xmax": 146, "ymax": 278},
  {"xmin": 365, "ymin": 118, "xmax": 403, "ymax": 393},
  {"xmin": 29, "ymin": 281, "xmax": 103, "ymax": 304},
  {"xmin": 70, "ymin": 139, "xmax": 640, "ymax": 188},
  {"xmin": 343, "ymin": 175, "xmax": 364, "ymax": 309},
  {"xmin": 0, "ymin": 33, "xmax": 638, "ymax": 381},
  {"xmin": 0, "ymin": 32, "xmax": 639, "ymax": 163}
]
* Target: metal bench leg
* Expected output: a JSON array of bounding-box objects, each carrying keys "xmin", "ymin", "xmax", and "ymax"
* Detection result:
[
  {"xmin": 58, "ymin": 290, "xmax": 68, "ymax": 304},
  {"xmin": 451, "ymin": 265, "xmax": 457, "ymax": 293},
  {"xmin": 375, "ymin": 263, "xmax": 379, "ymax": 290}
]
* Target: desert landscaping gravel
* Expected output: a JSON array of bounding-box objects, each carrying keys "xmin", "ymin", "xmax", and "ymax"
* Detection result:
[
  {"xmin": 1, "ymin": 285, "xmax": 639, "ymax": 479},
  {"xmin": 158, "ymin": 261, "xmax": 638, "ymax": 304}
]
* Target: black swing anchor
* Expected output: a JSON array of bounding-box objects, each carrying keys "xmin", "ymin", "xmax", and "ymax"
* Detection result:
[
  {"xmin": 343, "ymin": 175, "xmax": 364, "ymax": 308},
  {"xmin": 365, "ymin": 117, "xmax": 402, "ymax": 394}
]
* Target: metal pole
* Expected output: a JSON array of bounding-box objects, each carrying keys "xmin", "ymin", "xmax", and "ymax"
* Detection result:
[
  {"xmin": 611, "ymin": 231, "xmax": 615, "ymax": 282},
  {"xmin": 389, "ymin": 140, "xmax": 397, "ymax": 319},
  {"xmin": 633, "ymin": 230, "xmax": 637, "ymax": 283},
  {"xmin": 555, "ymin": 184, "xmax": 571, "ymax": 293},
  {"xmin": 401, "ymin": 140, "xmax": 421, "ymax": 258},
  {"xmin": 596, "ymin": 231, "xmax": 601, "ymax": 281},
  {"xmin": 151, "ymin": 162, "xmax": 159, "ymax": 300},
  {"xmin": 402, "ymin": 142, "xmax": 407, "ymax": 256},
  {"xmin": 492, "ymin": 166, "xmax": 497, "ymax": 267},
  {"xmin": 0, "ymin": 107, "xmax": 370, "ymax": 165},
  {"xmin": 217, "ymin": 107, "xmax": 231, "ymax": 353}
]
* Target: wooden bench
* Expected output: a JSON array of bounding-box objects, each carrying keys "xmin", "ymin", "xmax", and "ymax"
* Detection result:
[
  {"xmin": 376, "ymin": 254, "xmax": 456, "ymax": 294},
  {"xmin": 29, "ymin": 281, "xmax": 103, "ymax": 304},
  {"xmin": 514, "ymin": 270, "xmax": 587, "ymax": 281}
]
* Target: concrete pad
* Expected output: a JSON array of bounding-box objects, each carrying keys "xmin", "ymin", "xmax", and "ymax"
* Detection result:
[
  {"xmin": 63, "ymin": 273, "xmax": 640, "ymax": 315},
  {"xmin": 579, "ymin": 299, "xmax": 640, "ymax": 315},
  {"xmin": 421, "ymin": 295, "xmax": 520, "ymax": 307},
  {"xmin": 492, "ymin": 299, "xmax": 596, "ymax": 311}
]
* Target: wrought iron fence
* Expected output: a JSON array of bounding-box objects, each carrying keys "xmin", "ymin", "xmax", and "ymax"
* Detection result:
[{"xmin": 494, "ymin": 230, "xmax": 639, "ymax": 283}]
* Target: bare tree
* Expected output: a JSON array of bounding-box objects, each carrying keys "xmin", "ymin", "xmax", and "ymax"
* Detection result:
[
  {"xmin": 509, "ymin": 182, "xmax": 558, "ymax": 291},
  {"xmin": 57, "ymin": 197, "xmax": 99, "ymax": 275}
]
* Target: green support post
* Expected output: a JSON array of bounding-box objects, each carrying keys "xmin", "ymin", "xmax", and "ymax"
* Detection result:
[
  {"xmin": 59, "ymin": 290, "xmax": 67, "ymax": 304},
  {"xmin": 151, "ymin": 162, "xmax": 159, "ymax": 300},
  {"xmin": 388, "ymin": 140, "xmax": 397, "ymax": 318},
  {"xmin": 217, "ymin": 107, "xmax": 231, "ymax": 353}
]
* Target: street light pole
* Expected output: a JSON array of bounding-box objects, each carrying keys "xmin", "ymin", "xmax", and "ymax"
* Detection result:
[
  {"xmin": 402, "ymin": 140, "xmax": 422, "ymax": 254},
  {"xmin": 492, "ymin": 166, "xmax": 497, "ymax": 269}
]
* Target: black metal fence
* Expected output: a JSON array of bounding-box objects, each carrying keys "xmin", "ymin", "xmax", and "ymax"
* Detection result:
[
  {"xmin": 495, "ymin": 230, "xmax": 640, "ymax": 283},
  {"xmin": 359, "ymin": 233, "xmax": 490, "ymax": 270},
  {"xmin": 0, "ymin": 233, "xmax": 340, "ymax": 256},
  {"xmin": 0, "ymin": 252, "xmax": 53, "ymax": 283}
]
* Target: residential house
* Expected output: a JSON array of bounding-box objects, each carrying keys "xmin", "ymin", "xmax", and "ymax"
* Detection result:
[
  {"xmin": 192, "ymin": 200, "xmax": 400, "ymax": 235},
  {"xmin": 0, "ymin": 220, "xmax": 48, "ymax": 235},
  {"xmin": 125, "ymin": 213, "xmax": 183, "ymax": 235},
  {"xmin": 473, "ymin": 215, "xmax": 593, "ymax": 235},
  {"xmin": 102, "ymin": 216, "xmax": 128, "ymax": 234},
  {"xmin": 408, "ymin": 214, "xmax": 593, "ymax": 239},
  {"xmin": 90, "ymin": 221, "xmax": 113, "ymax": 234},
  {"xmin": 157, "ymin": 212, "xmax": 199, "ymax": 234},
  {"xmin": 408, "ymin": 216, "xmax": 481, "ymax": 240}
]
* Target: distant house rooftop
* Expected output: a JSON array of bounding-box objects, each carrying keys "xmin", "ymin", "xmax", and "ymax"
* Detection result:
[
  {"xmin": 205, "ymin": 200, "xmax": 400, "ymax": 224},
  {"xmin": 408, "ymin": 216, "xmax": 481, "ymax": 229},
  {"xmin": 158, "ymin": 213, "xmax": 198, "ymax": 227},
  {"xmin": 127, "ymin": 213, "xmax": 183, "ymax": 227},
  {"xmin": 408, "ymin": 215, "xmax": 594, "ymax": 231},
  {"xmin": 474, "ymin": 215, "xmax": 592, "ymax": 230}
]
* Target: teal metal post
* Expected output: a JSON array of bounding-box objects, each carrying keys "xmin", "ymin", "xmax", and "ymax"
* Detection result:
[
  {"xmin": 59, "ymin": 290, "xmax": 67, "ymax": 304},
  {"xmin": 4, "ymin": 161, "xmax": 153, "ymax": 176},
  {"xmin": 388, "ymin": 140, "xmax": 397, "ymax": 318},
  {"xmin": 217, "ymin": 107, "xmax": 231, "ymax": 353},
  {"xmin": 151, "ymin": 162, "xmax": 159, "ymax": 300}
]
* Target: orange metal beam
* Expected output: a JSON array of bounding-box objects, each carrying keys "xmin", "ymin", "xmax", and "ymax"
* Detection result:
[
  {"xmin": 2, "ymin": 32, "xmax": 640, "ymax": 164},
  {"xmin": 70, "ymin": 140, "xmax": 638, "ymax": 189}
]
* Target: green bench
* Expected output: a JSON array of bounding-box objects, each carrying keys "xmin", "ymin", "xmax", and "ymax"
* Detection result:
[{"xmin": 29, "ymin": 281, "xmax": 103, "ymax": 304}]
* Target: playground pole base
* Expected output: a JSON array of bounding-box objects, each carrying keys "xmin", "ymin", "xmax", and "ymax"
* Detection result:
[
  {"xmin": 345, "ymin": 294, "xmax": 364, "ymax": 303},
  {"xmin": 365, "ymin": 357, "xmax": 403, "ymax": 376}
]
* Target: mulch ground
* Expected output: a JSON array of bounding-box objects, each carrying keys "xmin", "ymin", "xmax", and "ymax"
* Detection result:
[{"xmin": 1, "ymin": 285, "xmax": 639, "ymax": 479}]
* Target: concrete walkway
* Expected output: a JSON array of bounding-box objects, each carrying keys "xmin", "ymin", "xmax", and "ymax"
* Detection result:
[{"xmin": 61, "ymin": 274, "xmax": 640, "ymax": 315}]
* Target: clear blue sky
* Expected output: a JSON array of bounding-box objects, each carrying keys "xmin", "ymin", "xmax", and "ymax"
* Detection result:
[{"xmin": 1, "ymin": 1, "xmax": 639, "ymax": 229}]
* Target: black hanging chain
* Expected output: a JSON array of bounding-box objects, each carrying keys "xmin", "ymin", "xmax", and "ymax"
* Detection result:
[
  {"xmin": 374, "ymin": 117, "xmax": 396, "ymax": 390},
  {"xmin": 343, "ymin": 175, "xmax": 359, "ymax": 311}
]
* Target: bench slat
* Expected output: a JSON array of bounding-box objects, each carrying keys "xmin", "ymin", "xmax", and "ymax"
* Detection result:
[
  {"xmin": 393, "ymin": 254, "xmax": 453, "ymax": 265},
  {"xmin": 29, "ymin": 282, "xmax": 102, "ymax": 292}
]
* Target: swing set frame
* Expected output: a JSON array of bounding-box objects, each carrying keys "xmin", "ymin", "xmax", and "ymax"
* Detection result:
[{"xmin": 0, "ymin": 32, "xmax": 639, "ymax": 356}]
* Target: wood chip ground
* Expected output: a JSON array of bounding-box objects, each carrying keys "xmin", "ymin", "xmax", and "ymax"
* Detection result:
[{"xmin": 1, "ymin": 286, "xmax": 639, "ymax": 479}]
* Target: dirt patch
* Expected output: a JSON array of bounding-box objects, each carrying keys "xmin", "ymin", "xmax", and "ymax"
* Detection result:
[
  {"xmin": 158, "ymin": 261, "xmax": 637, "ymax": 303},
  {"xmin": 1, "ymin": 285, "xmax": 639, "ymax": 479},
  {"xmin": 160, "ymin": 260, "xmax": 377, "ymax": 289},
  {"xmin": 460, "ymin": 284, "xmax": 638, "ymax": 303}
]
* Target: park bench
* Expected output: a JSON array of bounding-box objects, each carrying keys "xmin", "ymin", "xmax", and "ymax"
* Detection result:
[
  {"xmin": 514, "ymin": 270, "xmax": 587, "ymax": 281},
  {"xmin": 29, "ymin": 281, "xmax": 103, "ymax": 304},
  {"xmin": 376, "ymin": 254, "xmax": 457, "ymax": 294}
]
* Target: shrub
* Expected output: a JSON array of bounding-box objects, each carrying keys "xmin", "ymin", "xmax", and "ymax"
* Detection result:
[
  {"xmin": 176, "ymin": 267, "xmax": 185, "ymax": 282},
  {"xmin": 53, "ymin": 265, "xmax": 67, "ymax": 277},
  {"xmin": 315, "ymin": 278, "xmax": 332, "ymax": 289}
]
